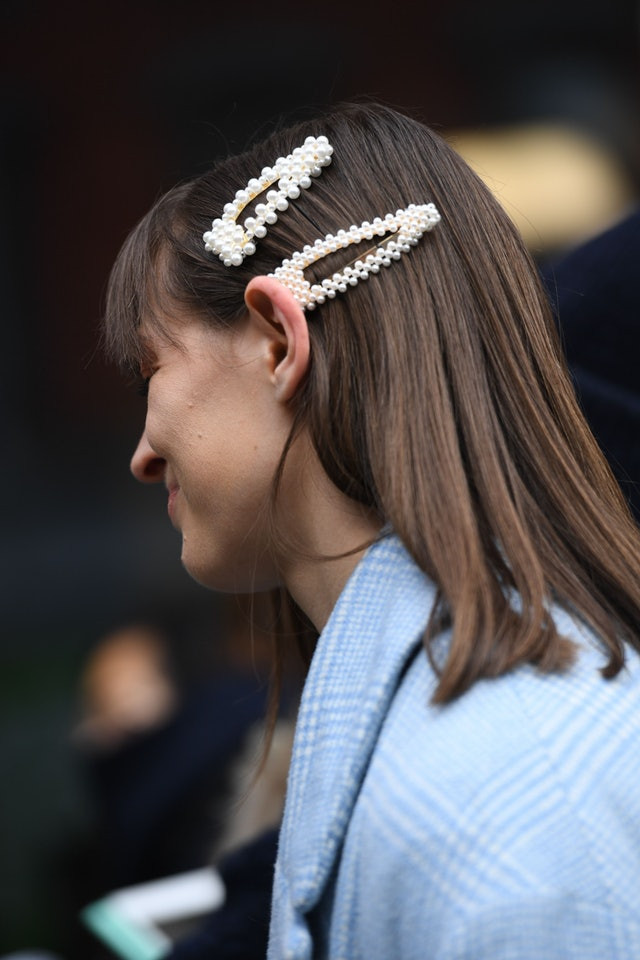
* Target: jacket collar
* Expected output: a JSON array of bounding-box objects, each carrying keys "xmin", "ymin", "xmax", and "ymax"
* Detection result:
[{"xmin": 274, "ymin": 534, "xmax": 436, "ymax": 917}]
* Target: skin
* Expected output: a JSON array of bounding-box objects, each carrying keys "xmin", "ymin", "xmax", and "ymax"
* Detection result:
[{"xmin": 130, "ymin": 276, "xmax": 380, "ymax": 631}]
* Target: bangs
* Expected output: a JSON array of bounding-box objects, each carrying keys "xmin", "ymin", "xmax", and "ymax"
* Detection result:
[{"xmin": 103, "ymin": 183, "xmax": 192, "ymax": 373}]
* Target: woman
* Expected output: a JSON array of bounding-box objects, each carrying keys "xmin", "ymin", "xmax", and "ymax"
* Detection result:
[{"xmin": 105, "ymin": 103, "xmax": 640, "ymax": 958}]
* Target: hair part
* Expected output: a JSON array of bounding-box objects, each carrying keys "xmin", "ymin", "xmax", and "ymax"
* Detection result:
[{"xmin": 105, "ymin": 101, "xmax": 640, "ymax": 705}]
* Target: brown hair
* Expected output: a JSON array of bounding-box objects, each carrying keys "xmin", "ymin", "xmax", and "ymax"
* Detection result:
[{"xmin": 105, "ymin": 102, "xmax": 640, "ymax": 703}]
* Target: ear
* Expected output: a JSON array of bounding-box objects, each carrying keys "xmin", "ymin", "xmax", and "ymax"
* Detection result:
[{"xmin": 244, "ymin": 275, "xmax": 310, "ymax": 403}]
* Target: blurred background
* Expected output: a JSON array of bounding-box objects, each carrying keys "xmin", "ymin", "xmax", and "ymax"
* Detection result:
[{"xmin": 1, "ymin": 0, "xmax": 639, "ymax": 955}]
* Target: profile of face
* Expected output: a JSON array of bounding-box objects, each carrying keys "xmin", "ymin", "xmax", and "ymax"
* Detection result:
[{"xmin": 129, "ymin": 279, "xmax": 310, "ymax": 594}]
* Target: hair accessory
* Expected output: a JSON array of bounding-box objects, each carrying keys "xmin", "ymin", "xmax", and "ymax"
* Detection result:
[
  {"xmin": 269, "ymin": 203, "xmax": 441, "ymax": 310},
  {"xmin": 203, "ymin": 136, "xmax": 333, "ymax": 266}
]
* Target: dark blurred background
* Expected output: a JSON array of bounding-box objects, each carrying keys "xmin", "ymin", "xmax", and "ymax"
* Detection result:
[{"xmin": 1, "ymin": 0, "xmax": 639, "ymax": 955}]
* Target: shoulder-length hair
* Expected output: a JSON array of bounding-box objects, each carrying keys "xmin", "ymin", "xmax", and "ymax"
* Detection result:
[{"xmin": 105, "ymin": 102, "xmax": 640, "ymax": 703}]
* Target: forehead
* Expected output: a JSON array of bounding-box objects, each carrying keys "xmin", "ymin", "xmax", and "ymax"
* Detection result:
[
  {"xmin": 136, "ymin": 308, "xmax": 187, "ymax": 360},
  {"xmin": 137, "ymin": 311, "xmax": 240, "ymax": 368},
  {"xmin": 137, "ymin": 325, "xmax": 163, "ymax": 358}
]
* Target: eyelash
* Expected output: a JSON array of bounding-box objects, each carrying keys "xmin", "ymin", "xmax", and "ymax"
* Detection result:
[{"xmin": 135, "ymin": 376, "xmax": 150, "ymax": 398}]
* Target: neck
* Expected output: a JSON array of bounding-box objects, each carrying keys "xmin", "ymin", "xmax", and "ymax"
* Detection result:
[{"xmin": 276, "ymin": 433, "xmax": 382, "ymax": 632}]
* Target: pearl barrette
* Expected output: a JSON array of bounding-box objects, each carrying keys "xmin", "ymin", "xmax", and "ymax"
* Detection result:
[
  {"xmin": 269, "ymin": 203, "xmax": 441, "ymax": 310},
  {"xmin": 203, "ymin": 135, "xmax": 334, "ymax": 266}
]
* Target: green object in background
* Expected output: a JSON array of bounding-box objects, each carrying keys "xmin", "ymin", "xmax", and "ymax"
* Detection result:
[
  {"xmin": 82, "ymin": 900, "xmax": 168, "ymax": 960},
  {"xmin": 81, "ymin": 867, "xmax": 225, "ymax": 960}
]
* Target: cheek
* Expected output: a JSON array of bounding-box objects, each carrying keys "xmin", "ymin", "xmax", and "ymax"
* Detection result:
[{"xmin": 144, "ymin": 390, "xmax": 195, "ymax": 457}]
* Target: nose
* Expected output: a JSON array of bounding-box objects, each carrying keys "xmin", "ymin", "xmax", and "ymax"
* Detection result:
[{"xmin": 130, "ymin": 430, "xmax": 166, "ymax": 484}]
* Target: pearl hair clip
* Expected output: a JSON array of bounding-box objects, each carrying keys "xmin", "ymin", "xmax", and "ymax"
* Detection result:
[
  {"xmin": 269, "ymin": 203, "xmax": 441, "ymax": 310},
  {"xmin": 203, "ymin": 136, "xmax": 334, "ymax": 266}
]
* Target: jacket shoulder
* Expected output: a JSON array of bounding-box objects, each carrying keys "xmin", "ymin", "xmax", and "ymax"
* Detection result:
[{"xmin": 329, "ymin": 641, "xmax": 640, "ymax": 958}]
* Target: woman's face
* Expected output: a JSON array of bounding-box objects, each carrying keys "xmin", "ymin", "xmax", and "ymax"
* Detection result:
[{"xmin": 130, "ymin": 311, "xmax": 295, "ymax": 593}]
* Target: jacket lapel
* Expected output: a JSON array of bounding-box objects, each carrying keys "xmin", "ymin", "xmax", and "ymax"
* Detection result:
[{"xmin": 269, "ymin": 535, "xmax": 436, "ymax": 957}]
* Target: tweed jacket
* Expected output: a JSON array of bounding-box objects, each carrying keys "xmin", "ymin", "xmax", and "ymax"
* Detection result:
[{"xmin": 268, "ymin": 535, "xmax": 640, "ymax": 959}]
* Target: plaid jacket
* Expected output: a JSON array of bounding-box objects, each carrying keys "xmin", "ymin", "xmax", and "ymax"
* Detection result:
[{"xmin": 268, "ymin": 535, "xmax": 640, "ymax": 959}]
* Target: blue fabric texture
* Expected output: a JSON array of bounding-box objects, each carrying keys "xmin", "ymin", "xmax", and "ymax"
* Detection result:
[{"xmin": 268, "ymin": 535, "xmax": 640, "ymax": 959}]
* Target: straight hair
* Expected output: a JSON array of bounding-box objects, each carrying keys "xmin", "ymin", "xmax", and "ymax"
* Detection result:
[{"xmin": 105, "ymin": 102, "xmax": 640, "ymax": 703}]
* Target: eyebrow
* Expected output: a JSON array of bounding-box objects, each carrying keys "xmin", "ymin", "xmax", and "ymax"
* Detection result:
[{"xmin": 133, "ymin": 329, "xmax": 157, "ymax": 366}]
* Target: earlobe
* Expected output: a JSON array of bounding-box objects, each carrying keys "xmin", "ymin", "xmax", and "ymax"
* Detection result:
[{"xmin": 244, "ymin": 275, "xmax": 311, "ymax": 402}]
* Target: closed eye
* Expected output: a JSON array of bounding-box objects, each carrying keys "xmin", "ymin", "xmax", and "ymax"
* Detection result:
[
  {"xmin": 136, "ymin": 377, "xmax": 151, "ymax": 398},
  {"xmin": 129, "ymin": 374, "xmax": 150, "ymax": 398}
]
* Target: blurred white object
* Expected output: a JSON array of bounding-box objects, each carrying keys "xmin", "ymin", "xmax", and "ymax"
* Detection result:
[{"xmin": 82, "ymin": 867, "xmax": 225, "ymax": 960}]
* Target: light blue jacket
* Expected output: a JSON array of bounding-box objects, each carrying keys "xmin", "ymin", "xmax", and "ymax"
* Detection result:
[{"xmin": 268, "ymin": 535, "xmax": 640, "ymax": 959}]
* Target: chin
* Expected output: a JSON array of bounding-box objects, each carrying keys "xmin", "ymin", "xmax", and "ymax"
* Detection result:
[{"xmin": 181, "ymin": 545, "xmax": 281, "ymax": 595}]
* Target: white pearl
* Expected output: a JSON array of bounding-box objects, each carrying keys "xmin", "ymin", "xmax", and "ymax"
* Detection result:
[{"xmin": 205, "ymin": 139, "xmax": 439, "ymax": 296}]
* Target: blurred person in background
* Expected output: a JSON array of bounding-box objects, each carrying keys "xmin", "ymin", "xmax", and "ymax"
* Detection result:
[
  {"xmin": 542, "ymin": 209, "xmax": 640, "ymax": 523},
  {"xmin": 71, "ymin": 598, "xmax": 295, "ymax": 959}
]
